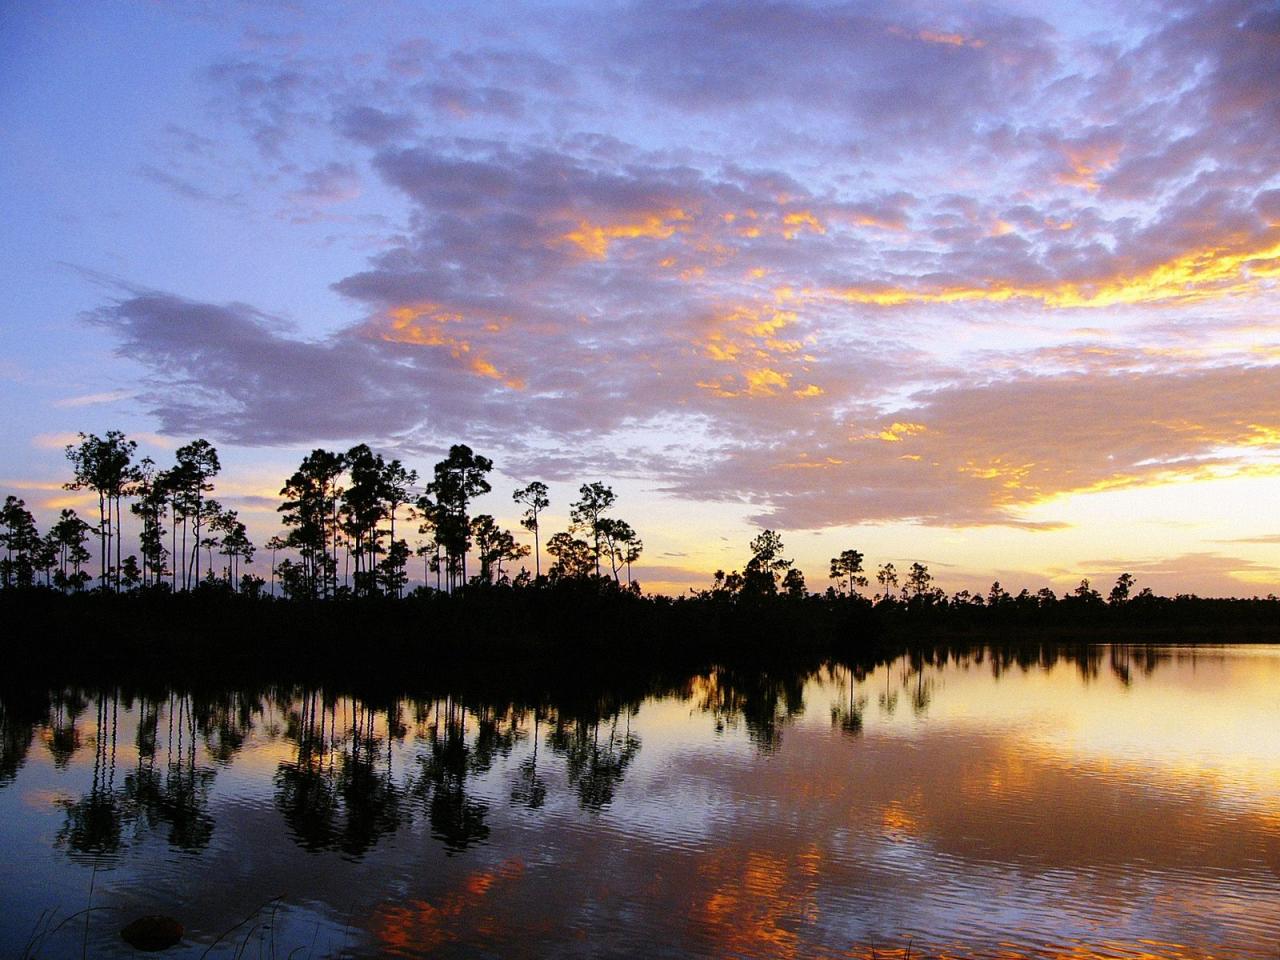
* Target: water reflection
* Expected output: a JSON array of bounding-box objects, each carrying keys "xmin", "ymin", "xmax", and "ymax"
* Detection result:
[{"xmin": 0, "ymin": 643, "xmax": 1277, "ymax": 959}]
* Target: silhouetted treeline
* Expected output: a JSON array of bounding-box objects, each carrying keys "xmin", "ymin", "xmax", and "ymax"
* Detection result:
[{"xmin": 2, "ymin": 430, "xmax": 1278, "ymax": 669}]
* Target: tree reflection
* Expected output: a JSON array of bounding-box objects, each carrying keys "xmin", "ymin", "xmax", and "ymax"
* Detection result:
[
  {"xmin": 829, "ymin": 666, "xmax": 866, "ymax": 736},
  {"xmin": 275, "ymin": 690, "xmax": 406, "ymax": 857},
  {"xmin": 547, "ymin": 708, "xmax": 641, "ymax": 810},
  {"xmin": 0, "ymin": 686, "xmax": 44, "ymax": 787},
  {"xmin": 57, "ymin": 691, "xmax": 130, "ymax": 859},
  {"xmin": 47, "ymin": 689, "xmax": 89, "ymax": 769},
  {"xmin": 7, "ymin": 642, "xmax": 1201, "ymax": 871},
  {"xmin": 697, "ymin": 667, "xmax": 806, "ymax": 752},
  {"xmin": 415, "ymin": 697, "xmax": 489, "ymax": 853},
  {"xmin": 510, "ymin": 710, "xmax": 547, "ymax": 810},
  {"xmin": 117, "ymin": 692, "xmax": 218, "ymax": 852}
]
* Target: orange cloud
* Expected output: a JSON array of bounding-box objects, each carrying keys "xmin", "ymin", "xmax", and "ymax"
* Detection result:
[
  {"xmin": 378, "ymin": 304, "xmax": 524, "ymax": 388},
  {"xmin": 918, "ymin": 29, "xmax": 985, "ymax": 48},
  {"xmin": 781, "ymin": 211, "xmax": 825, "ymax": 239},
  {"xmin": 827, "ymin": 238, "xmax": 1280, "ymax": 308},
  {"xmin": 559, "ymin": 208, "xmax": 689, "ymax": 259},
  {"xmin": 1055, "ymin": 142, "xmax": 1121, "ymax": 192}
]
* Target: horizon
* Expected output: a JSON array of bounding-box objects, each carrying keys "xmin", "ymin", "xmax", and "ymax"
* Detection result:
[{"xmin": 2, "ymin": 0, "xmax": 1278, "ymax": 597}]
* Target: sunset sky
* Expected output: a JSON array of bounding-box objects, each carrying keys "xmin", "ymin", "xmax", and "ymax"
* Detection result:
[{"xmin": 2, "ymin": 0, "xmax": 1278, "ymax": 596}]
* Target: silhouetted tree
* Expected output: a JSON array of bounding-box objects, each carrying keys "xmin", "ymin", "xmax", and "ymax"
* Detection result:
[
  {"xmin": 343, "ymin": 444, "xmax": 389, "ymax": 596},
  {"xmin": 64, "ymin": 431, "xmax": 137, "ymax": 591},
  {"xmin": 599, "ymin": 517, "xmax": 641, "ymax": 585},
  {"xmin": 570, "ymin": 482, "xmax": 616, "ymax": 577},
  {"xmin": 470, "ymin": 514, "xmax": 528, "ymax": 584},
  {"xmin": 782, "ymin": 566, "xmax": 807, "ymax": 598},
  {"xmin": 0, "ymin": 496, "xmax": 38, "ymax": 588},
  {"xmin": 742, "ymin": 529, "xmax": 791, "ymax": 597},
  {"xmin": 50, "ymin": 509, "xmax": 91, "ymax": 591},
  {"xmin": 512, "ymin": 481, "xmax": 550, "ymax": 579},
  {"xmin": 130, "ymin": 457, "xmax": 169, "ymax": 588},
  {"xmin": 876, "ymin": 562, "xmax": 899, "ymax": 601},
  {"xmin": 214, "ymin": 509, "xmax": 254, "ymax": 589},
  {"xmin": 546, "ymin": 531, "xmax": 594, "ymax": 580},
  {"xmin": 265, "ymin": 534, "xmax": 287, "ymax": 597},
  {"xmin": 382, "ymin": 457, "xmax": 417, "ymax": 598},
  {"xmin": 1071, "ymin": 578, "xmax": 1104, "ymax": 605},
  {"xmin": 279, "ymin": 449, "xmax": 345, "ymax": 599},
  {"xmin": 173, "ymin": 439, "xmax": 220, "ymax": 589},
  {"xmin": 1109, "ymin": 572, "xmax": 1136, "ymax": 604},
  {"xmin": 904, "ymin": 562, "xmax": 934, "ymax": 601},
  {"xmin": 413, "ymin": 494, "xmax": 443, "ymax": 591},
  {"xmin": 829, "ymin": 549, "xmax": 868, "ymax": 597},
  {"xmin": 427, "ymin": 445, "xmax": 493, "ymax": 590}
]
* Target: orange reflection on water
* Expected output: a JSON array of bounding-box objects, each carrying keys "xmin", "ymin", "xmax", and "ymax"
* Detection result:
[
  {"xmin": 841, "ymin": 945, "xmax": 1214, "ymax": 960},
  {"xmin": 693, "ymin": 844, "xmax": 822, "ymax": 959},
  {"xmin": 371, "ymin": 858, "xmax": 527, "ymax": 954}
]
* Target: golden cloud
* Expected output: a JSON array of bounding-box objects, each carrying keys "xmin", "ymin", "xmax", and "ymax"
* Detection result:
[
  {"xmin": 827, "ymin": 237, "xmax": 1280, "ymax": 308},
  {"xmin": 558, "ymin": 208, "xmax": 689, "ymax": 259}
]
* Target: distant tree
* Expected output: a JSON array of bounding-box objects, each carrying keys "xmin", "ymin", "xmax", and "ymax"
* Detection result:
[
  {"xmin": 1109, "ymin": 572, "xmax": 1135, "ymax": 605},
  {"xmin": 279, "ymin": 449, "xmax": 345, "ymax": 599},
  {"xmin": 129, "ymin": 457, "xmax": 169, "ymax": 588},
  {"xmin": 427, "ymin": 445, "xmax": 492, "ymax": 589},
  {"xmin": 707, "ymin": 568, "xmax": 746, "ymax": 600},
  {"xmin": 381, "ymin": 457, "xmax": 417, "ymax": 599},
  {"xmin": 546, "ymin": 531, "xmax": 594, "ymax": 580},
  {"xmin": 470, "ymin": 514, "xmax": 501, "ymax": 584},
  {"xmin": 32, "ymin": 529, "xmax": 57, "ymax": 587},
  {"xmin": 570, "ymin": 482, "xmax": 616, "ymax": 578},
  {"xmin": 739, "ymin": 529, "xmax": 793, "ymax": 597},
  {"xmin": 64, "ymin": 431, "xmax": 138, "ymax": 591},
  {"xmin": 828, "ymin": 549, "xmax": 868, "ymax": 597},
  {"xmin": 120, "ymin": 555, "xmax": 142, "ymax": 590},
  {"xmin": 50, "ymin": 509, "xmax": 92, "ymax": 592},
  {"xmin": 377, "ymin": 538, "xmax": 410, "ymax": 597},
  {"xmin": 173, "ymin": 440, "xmax": 220, "ymax": 589},
  {"xmin": 240, "ymin": 573, "xmax": 266, "ymax": 599},
  {"xmin": 265, "ymin": 535, "xmax": 287, "ymax": 598},
  {"xmin": 275, "ymin": 558, "xmax": 310, "ymax": 600},
  {"xmin": 987, "ymin": 581, "xmax": 1011, "ymax": 607},
  {"xmin": 214, "ymin": 509, "xmax": 253, "ymax": 590},
  {"xmin": 470, "ymin": 514, "xmax": 528, "ymax": 584},
  {"xmin": 413, "ymin": 494, "xmax": 443, "ymax": 591},
  {"xmin": 876, "ymin": 562, "xmax": 898, "ymax": 601},
  {"xmin": 1072, "ymin": 578, "xmax": 1103, "ymax": 605},
  {"xmin": 494, "ymin": 530, "xmax": 530, "ymax": 583},
  {"xmin": 904, "ymin": 562, "xmax": 934, "ymax": 600},
  {"xmin": 599, "ymin": 517, "xmax": 641, "ymax": 585},
  {"xmin": 0, "ymin": 496, "xmax": 39, "ymax": 588},
  {"xmin": 512, "ymin": 481, "xmax": 550, "ymax": 579},
  {"xmin": 343, "ymin": 444, "xmax": 389, "ymax": 596},
  {"xmin": 624, "ymin": 538, "xmax": 643, "ymax": 587},
  {"xmin": 782, "ymin": 567, "xmax": 807, "ymax": 599}
]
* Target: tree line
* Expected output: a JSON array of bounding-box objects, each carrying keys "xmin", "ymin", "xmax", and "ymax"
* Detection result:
[
  {"xmin": 2, "ymin": 431, "xmax": 1274, "ymax": 608},
  {"xmin": 0, "ymin": 432, "xmax": 644, "ymax": 599}
]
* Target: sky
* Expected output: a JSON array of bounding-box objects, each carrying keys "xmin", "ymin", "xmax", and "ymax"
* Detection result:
[{"xmin": 1, "ymin": 0, "xmax": 1278, "ymax": 597}]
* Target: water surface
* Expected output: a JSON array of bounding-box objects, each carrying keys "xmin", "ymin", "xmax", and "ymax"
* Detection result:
[{"xmin": 2, "ymin": 644, "xmax": 1278, "ymax": 958}]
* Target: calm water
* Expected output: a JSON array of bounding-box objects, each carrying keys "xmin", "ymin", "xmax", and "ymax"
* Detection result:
[{"xmin": 2, "ymin": 645, "xmax": 1278, "ymax": 959}]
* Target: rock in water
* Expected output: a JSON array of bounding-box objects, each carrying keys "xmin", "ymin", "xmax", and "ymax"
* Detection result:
[{"xmin": 120, "ymin": 915, "xmax": 183, "ymax": 951}]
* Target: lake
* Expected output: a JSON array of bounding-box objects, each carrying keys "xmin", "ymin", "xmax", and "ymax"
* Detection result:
[{"xmin": 2, "ymin": 644, "xmax": 1278, "ymax": 959}]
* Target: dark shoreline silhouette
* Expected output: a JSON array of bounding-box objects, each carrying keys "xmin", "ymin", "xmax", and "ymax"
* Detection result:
[{"xmin": 2, "ymin": 585, "xmax": 1276, "ymax": 698}]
